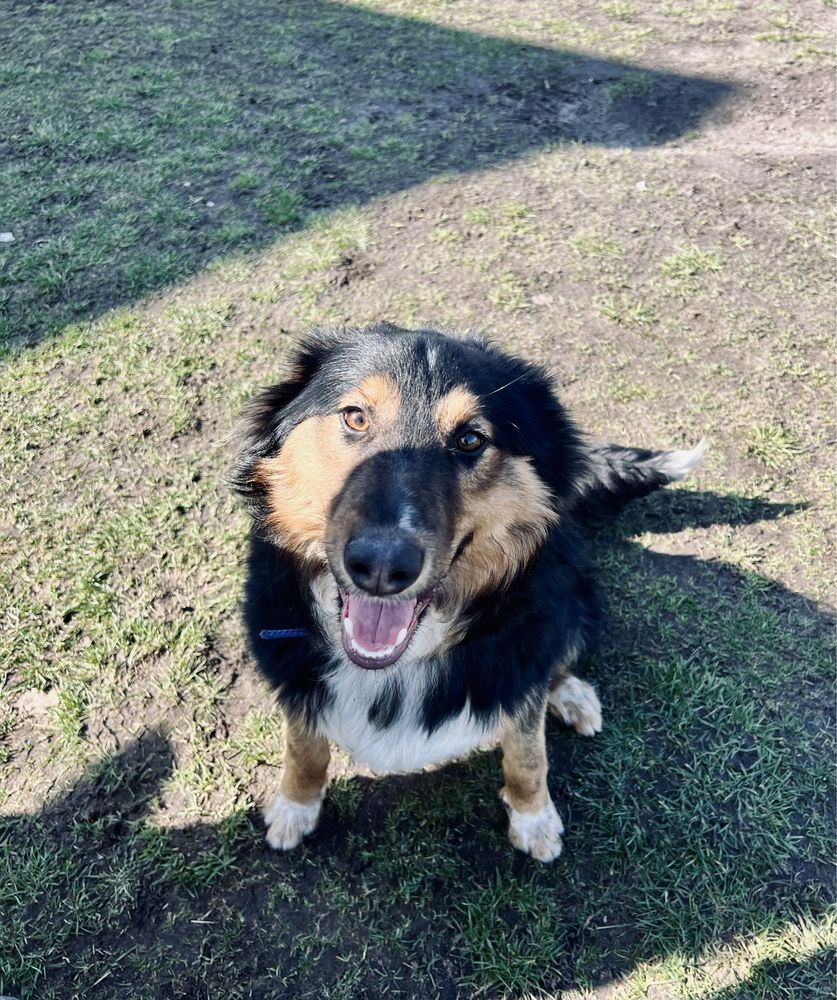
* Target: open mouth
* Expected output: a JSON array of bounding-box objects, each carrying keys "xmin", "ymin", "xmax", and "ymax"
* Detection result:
[{"xmin": 340, "ymin": 587, "xmax": 435, "ymax": 669}]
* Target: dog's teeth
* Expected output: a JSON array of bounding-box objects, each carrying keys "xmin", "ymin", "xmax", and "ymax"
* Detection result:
[
  {"xmin": 349, "ymin": 637, "xmax": 395, "ymax": 659},
  {"xmin": 344, "ymin": 618, "xmax": 411, "ymax": 661}
]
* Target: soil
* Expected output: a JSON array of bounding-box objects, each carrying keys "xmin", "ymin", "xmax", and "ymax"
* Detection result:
[{"xmin": 2, "ymin": 1, "xmax": 834, "ymax": 998}]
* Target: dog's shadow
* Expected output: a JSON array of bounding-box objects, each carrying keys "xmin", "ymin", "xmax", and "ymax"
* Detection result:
[{"xmin": 4, "ymin": 491, "xmax": 833, "ymax": 998}]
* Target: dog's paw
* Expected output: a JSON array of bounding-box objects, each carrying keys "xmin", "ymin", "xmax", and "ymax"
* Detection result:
[
  {"xmin": 503, "ymin": 793, "xmax": 565, "ymax": 863},
  {"xmin": 547, "ymin": 676, "xmax": 602, "ymax": 737},
  {"xmin": 264, "ymin": 790, "xmax": 324, "ymax": 851}
]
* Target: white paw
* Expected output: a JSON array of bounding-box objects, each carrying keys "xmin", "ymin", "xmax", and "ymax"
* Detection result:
[
  {"xmin": 547, "ymin": 676, "xmax": 602, "ymax": 736},
  {"xmin": 264, "ymin": 790, "xmax": 324, "ymax": 851},
  {"xmin": 503, "ymin": 793, "xmax": 565, "ymax": 863}
]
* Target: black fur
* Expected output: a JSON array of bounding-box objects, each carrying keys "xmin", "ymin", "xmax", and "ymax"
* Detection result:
[
  {"xmin": 573, "ymin": 442, "xmax": 680, "ymax": 521},
  {"xmin": 232, "ymin": 324, "xmax": 694, "ymax": 735},
  {"xmin": 419, "ymin": 524, "xmax": 598, "ymax": 730}
]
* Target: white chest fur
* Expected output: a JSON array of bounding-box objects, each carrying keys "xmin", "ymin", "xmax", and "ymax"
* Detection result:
[{"xmin": 309, "ymin": 576, "xmax": 498, "ymax": 774}]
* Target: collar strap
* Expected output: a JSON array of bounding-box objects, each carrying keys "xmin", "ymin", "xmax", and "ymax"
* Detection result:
[{"xmin": 259, "ymin": 628, "xmax": 309, "ymax": 640}]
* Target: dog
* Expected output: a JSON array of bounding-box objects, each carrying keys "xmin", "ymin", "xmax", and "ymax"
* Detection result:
[{"xmin": 231, "ymin": 323, "xmax": 704, "ymax": 862}]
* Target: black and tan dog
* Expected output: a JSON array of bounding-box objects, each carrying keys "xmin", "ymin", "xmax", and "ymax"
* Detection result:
[{"xmin": 231, "ymin": 324, "xmax": 704, "ymax": 862}]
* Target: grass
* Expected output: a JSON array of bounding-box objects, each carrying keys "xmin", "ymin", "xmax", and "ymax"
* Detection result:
[
  {"xmin": 256, "ymin": 188, "xmax": 307, "ymax": 228},
  {"xmin": 747, "ymin": 424, "xmax": 797, "ymax": 469},
  {"xmin": 455, "ymin": 875, "xmax": 565, "ymax": 991},
  {"xmin": 601, "ymin": 1, "xmax": 638, "ymax": 20},
  {"xmin": 0, "ymin": 0, "xmax": 729, "ymax": 350},
  {"xmin": 595, "ymin": 293, "xmax": 658, "ymax": 327},
  {"xmin": 608, "ymin": 70, "xmax": 656, "ymax": 101},
  {"xmin": 568, "ymin": 227, "xmax": 624, "ymax": 258},
  {"xmin": 1, "ymin": 0, "xmax": 835, "ymax": 998},
  {"xmin": 660, "ymin": 245, "xmax": 725, "ymax": 297},
  {"xmin": 489, "ymin": 270, "xmax": 530, "ymax": 311}
]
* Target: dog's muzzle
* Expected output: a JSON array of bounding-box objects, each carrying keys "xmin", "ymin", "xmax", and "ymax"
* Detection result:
[{"xmin": 343, "ymin": 529, "xmax": 424, "ymax": 596}]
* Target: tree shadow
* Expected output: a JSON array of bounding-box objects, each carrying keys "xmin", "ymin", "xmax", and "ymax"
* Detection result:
[
  {"xmin": 3, "ymin": 491, "xmax": 833, "ymax": 997},
  {"xmin": 2, "ymin": 0, "xmax": 731, "ymax": 347}
]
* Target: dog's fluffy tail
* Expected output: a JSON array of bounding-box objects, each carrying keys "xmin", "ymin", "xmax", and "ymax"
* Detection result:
[{"xmin": 573, "ymin": 439, "xmax": 707, "ymax": 520}]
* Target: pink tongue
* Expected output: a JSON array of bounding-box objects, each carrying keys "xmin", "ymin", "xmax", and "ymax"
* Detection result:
[{"xmin": 347, "ymin": 594, "xmax": 416, "ymax": 651}]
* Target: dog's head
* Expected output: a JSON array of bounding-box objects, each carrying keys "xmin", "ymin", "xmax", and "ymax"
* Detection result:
[{"xmin": 232, "ymin": 325, "xmax": 585, "ymax": 669}]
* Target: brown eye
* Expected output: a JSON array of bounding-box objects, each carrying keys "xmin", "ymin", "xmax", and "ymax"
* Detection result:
[
  {"xmin": 342, "ymin": 407, "xmax": 370, "ymax": 433},
  {"xmin": 455, "ymin": 430, "xmax": 486, "ymax": 454}
]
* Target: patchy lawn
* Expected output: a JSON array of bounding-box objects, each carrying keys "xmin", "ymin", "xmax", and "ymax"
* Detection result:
[{"xmin": 1, "ymin": 1, "xmax": 834, "ymax": 998}]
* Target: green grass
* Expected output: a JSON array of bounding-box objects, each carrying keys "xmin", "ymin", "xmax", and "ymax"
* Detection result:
[
  {"xmin": 660, "ymin": 245, "xmax": 725, "ymax": 297},
  {"xmin": 601, "ymin": 1, "xmax": 638, "ymax": 20},
  {"xmin": 454, "ymin": 875, "xmax": 565, "ymax": 991},
  {"xmin": 1, "ymin": 0, "xmax": 834, "ymax": 997},
  {"xmin": 747, "ymin": 424, "xmax": 797, "ymax": 470},
  {"xmin": 0, "ymin": 0, "xmax": 728, "ymax": 349},
  {"xmin": 463, "ymin": 206, "xmax": 494, "ymax": 226},
  {"xmin": 608, "ymin": 69, "xmax": 655, "ymax": 100},
  {"xmin": 568, "ymin": 227, "xmax": 624, "ymax": 258},
  {"xmin": 489, "ymin": 270, "xmax": 530, "ymax": 311},
  {"xmin": 256, "ymin": 188, "xmax": 307, "ymax": 228},
  {"xmin": 595, "ymin": 292, "xmax": 658, "ymax": 327}
]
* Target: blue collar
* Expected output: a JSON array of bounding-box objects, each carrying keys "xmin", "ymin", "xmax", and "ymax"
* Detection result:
[{"xmin": 259, "ymin": 628, "xmax": 309, "ymax": 640}]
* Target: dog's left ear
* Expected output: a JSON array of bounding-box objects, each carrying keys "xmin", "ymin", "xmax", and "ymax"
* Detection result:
[
  {"xmin": 495, "ymin": 363, "xmax": 588, "ymax": 505},
  {"xmin": 229, "ymin": 329, "xmax": 343, "ymax": 507}
]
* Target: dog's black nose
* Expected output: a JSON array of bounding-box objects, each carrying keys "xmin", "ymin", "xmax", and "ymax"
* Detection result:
[{"xmin": 344, "ymin": 532, "xmax": 424, "ymax": 596}]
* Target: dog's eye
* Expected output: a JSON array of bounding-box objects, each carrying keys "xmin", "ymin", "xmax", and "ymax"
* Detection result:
[
  {"xmin": 455, "ymin": 430, "xmax": 486, "ymax": 454},
  {"xmin": 342, "ymin": 407, "xmax": 370, "ymax": 433}
]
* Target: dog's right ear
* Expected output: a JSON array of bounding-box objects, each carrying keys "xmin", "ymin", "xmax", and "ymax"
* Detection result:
[{"xmin": 229, "ymin": 329, "xmax": 343, "ymax": 508}]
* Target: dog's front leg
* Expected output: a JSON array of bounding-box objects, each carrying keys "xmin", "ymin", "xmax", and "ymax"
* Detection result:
[
  {"xmin": 500, "ymin": 700, "xmax": 564, "ymax": 863},
  {"xmin": 265, "ymin": 712, "xmax": 330, "ymax": 851}
]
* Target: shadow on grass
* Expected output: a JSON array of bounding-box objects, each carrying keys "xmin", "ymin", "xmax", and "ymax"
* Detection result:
[
  {"xmin": 3, "ymin": 492, "xmax": 833, "ymax": 998},
  {"xmin": 701, "ymin": 950, "xmax": 837, "ymax": 1000},
  {"xmin": 586, "ymin": 488, "xmax": 808, "ymax": 534},
  {"xmin": 2, "ymin": 0, "xmax": 731, "ymax": 348}
]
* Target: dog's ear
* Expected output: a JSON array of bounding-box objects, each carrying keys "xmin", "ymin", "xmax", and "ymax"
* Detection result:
[
  {"xmin": 229, "ymin": 329, "xmax": 343, "ymax": 505},
  {"xmin": 490, "ymin": 361, "xmax": 588, "ymax": 506}
]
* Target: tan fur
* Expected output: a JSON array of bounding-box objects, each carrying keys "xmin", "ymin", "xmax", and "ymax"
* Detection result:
[
  {"xmin": 343, "ymin": 374, "xmax": 401, "ymax": 428},
  {"xmin": 255, "ymin": 415, "xmax": 358, "ymax": 560},
  {"xmin": 548, "ymin": 645, "xmax": 583, "ymax": 689},
  {"xmin": 279, "ymin": 712, "xmax": 331, "ymax": 805},
  {"xmin": 434, "ymin": 386, "xmax": 481, "ymax": 439},
  {"xmin": 255, "ymin": 374, "xmax": 401, "ymax": 559},
  {"xmin": 254, "ymin": 375, "xmax": 551, "ymax": 588},
  {"xmin": 499, "ymin": 703, "xmax": 549, "ymax": 814},
  {"xmin": 445, "ymin": 456, "xmax": 558, "ymax": 608}
]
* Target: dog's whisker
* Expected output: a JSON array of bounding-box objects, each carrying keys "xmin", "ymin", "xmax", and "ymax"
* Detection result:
[{"xmin": 482, "ymin": 371, "xmax": 529, "ymax": 397}]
